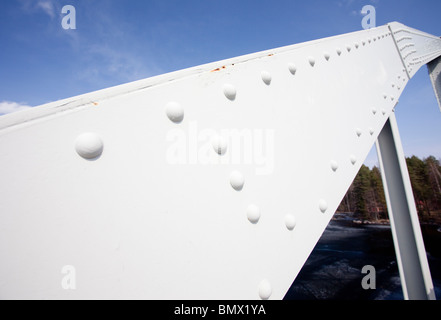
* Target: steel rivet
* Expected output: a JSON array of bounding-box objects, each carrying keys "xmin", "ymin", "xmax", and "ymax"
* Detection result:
[
  {"xmin": 372, "ymin": 108, "xmax": 377, "ymax": 115},
  {"xmin": 350, "ymin": 155, "xmax": 357, "ymax": 165},
  {"xmin": 346, "ymin": 45, "xmax": 351, "ymax": 52},
  {"xmin": 247, "ymin": 204, "xmax": 261, "ymax": 224},
  {"xmin": 362, "ymin": 40, "xmax": 366, "ymax": 46},
  {"xmin": 319, "ymin": 199, "xmax": 328, "ymax": 213},
  {"xmin": 336, "ymin": 48, "xmax": 342, "ymax": 56},
  {"xmin": 75, "ymin": 132, "xmax": 104, "ymax": 160},
  {"xmin": 330, "ymin": 160, "xmax": 339, "ymax": 172},
  {"xmin": 288, "ymin": 63, "xmax": 297, "ymax": 75},
  {"xmin": 211, "ymin": 135, "xmax": 227, "ymax": 155},
  {"xmin": 285, "ymin": 214, "xmax": 297, "ymax": 231},
  {"xmin": 165, "ymin": 101, "xmax": 184, "ymax": 123},
  {"xmin": 230, "ymin": 171, "xmax": 244, "ymax": 191},
  {"xmin": 258, "ymin": 279, "xmax": 272, "ymax": 300},
  {"xmin": 261, "ymin": 71, "xmax": 272, "ymax": 85},
  {"xmin": 356, "ymin": 128, "xmax": 362, "ymax": 137},
  {"xmin": 369, "ymin": 128, "xmax": 374, "ymax": 135},
  {"xmin": 355, "ymin": 42, "xmax": 359, "ymax": 49},
  {"xmin": 324, "ymin": 52, "xmax": 330, "ymax": 61},
  {"xmin": 308, "ymin": 56, "xmax": 315, "ymax": 67},
  {"xmin": 382, "ymin": 109, "xmax": 386, "ymax": 115},
  {"xmin": 223, "ymin": 84, "xmax": 237, "ymax": 101}
]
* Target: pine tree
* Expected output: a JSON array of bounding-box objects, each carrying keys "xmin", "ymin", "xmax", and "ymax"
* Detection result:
[
  {"xmin": 353, "ymin": 165, "xmax": 371, "ymax": 220},
  {"xmin": 368, "ymin": 166, "xmax": 387, "ymax": 220},
  {"xmin": 406, "ymin": 156, "xmax": 432, "ymax": 217},
  {"xmin": 425, "ymin": 156, "xmax": 441, "ymax": 210}
]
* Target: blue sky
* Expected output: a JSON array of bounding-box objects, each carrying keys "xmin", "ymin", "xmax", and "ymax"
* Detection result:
[{"xmin": 0, "ymin": 0, "xmax": 440, "ymax": 166}]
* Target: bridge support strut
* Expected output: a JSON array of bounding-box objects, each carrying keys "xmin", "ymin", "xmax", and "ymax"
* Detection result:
[{"xmin": 376, "ymin": 112, "xmax": 436, "ymax": 300}]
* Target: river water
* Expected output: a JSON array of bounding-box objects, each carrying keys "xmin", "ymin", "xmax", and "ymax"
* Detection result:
[{"xmin": 284, "ymin": 219, "xmax": 441, "ymax": 300}]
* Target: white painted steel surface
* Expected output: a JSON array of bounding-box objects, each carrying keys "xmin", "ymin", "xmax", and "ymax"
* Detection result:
[{"xmin": 0, "ymin": 22, "xmax": 440, "ymax": 299}]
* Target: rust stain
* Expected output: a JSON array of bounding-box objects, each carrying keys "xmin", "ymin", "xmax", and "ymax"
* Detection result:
[
  {"xmin": 92, "ymin": 102, "xmax": 99, "ymax": 106},
  {"xmin": 210, "ymin": 65, "xmax": 227, "ymax": 72},
  {"xmin": 268, "ymin": 53, "xmax": 274, "ymax": 57}
]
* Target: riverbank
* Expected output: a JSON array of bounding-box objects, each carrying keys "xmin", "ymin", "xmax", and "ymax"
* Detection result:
[
  {"xmin": 333, "ymin": 212, "xmax": 390, "ymax": 226},
  {"xmin": 333, "ymin": 211, "xmax": 441, "ymax": 227}
]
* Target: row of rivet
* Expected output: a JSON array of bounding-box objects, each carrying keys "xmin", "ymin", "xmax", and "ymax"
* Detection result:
[
  {"xmin": 345, "ymin": 65, "xmax": 401, "ymax": 173},
  {"xmin": 324, "ymin": 31, "xmax": 391, "ymax": 224},
  {"xmin": 308, "ymin": 32, "xmax": 391, "ymax": 68},
  {"xmin": 328, "ymin": 33, "xmax": 390, "ymax": 182},
  {"xmin": 328, "ymin": 92, "xmax": 389, "ymax": 205}
]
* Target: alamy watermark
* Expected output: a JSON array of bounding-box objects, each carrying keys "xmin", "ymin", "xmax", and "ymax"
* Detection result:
[
  {"xmin": 61, "ymin": 265, "xmax": 76, "ymax": 290},
  {"xmin": 361, "ymin": 5, "xmax": 376, "ymax": 30},
  {"xmin": 61, "ymin": 5, "xmax": 76, "ymax": 30},
  {"xmin": 361, "ymin": 265, "xmax": 376, "ymax": 290},
  {"xmin": 166, "ymin": 121, "xmax": 275, "ymax": 176}
]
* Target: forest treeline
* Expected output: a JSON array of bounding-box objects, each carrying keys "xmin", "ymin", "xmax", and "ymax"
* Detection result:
[{"xmin": 337, "ymin": 155, "xmax": 441, "ymax": 224}]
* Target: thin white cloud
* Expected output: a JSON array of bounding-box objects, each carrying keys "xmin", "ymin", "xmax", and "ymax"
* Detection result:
[
  {"xmin": 36, "ymin": 0, "xmax": 55, "ymax": 19},
  {"xmin": 337, "ymin": 0, "xmax": 355, "ymax": 7},
  {"xmin": 80, "ymin": 44, "xmax": 153, "ymax": 84},
  {"xmin": 0, "ymin": 101, "xmax": 32, "ymax": 116},
  {"xmin": 19, "ymin": 0, "xmax": 159, "ymax": 93},
  {"xmin": 19, "ymin": 0, "xmax": 57, "ymax": 19}
]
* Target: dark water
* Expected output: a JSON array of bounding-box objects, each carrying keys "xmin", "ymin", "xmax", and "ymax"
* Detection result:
[{"xmin": 284, "ymin": 219, "xmax": 441, "ymax": 300}]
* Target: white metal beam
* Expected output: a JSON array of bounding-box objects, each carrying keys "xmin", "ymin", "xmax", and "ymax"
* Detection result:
[
  {"xmin": 376, "ymin": 112, "xmax": 435, "ymax": 300},
  {"xmin": 428, "ymin": 56, "xmax": 441, "ymax": 111}
]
